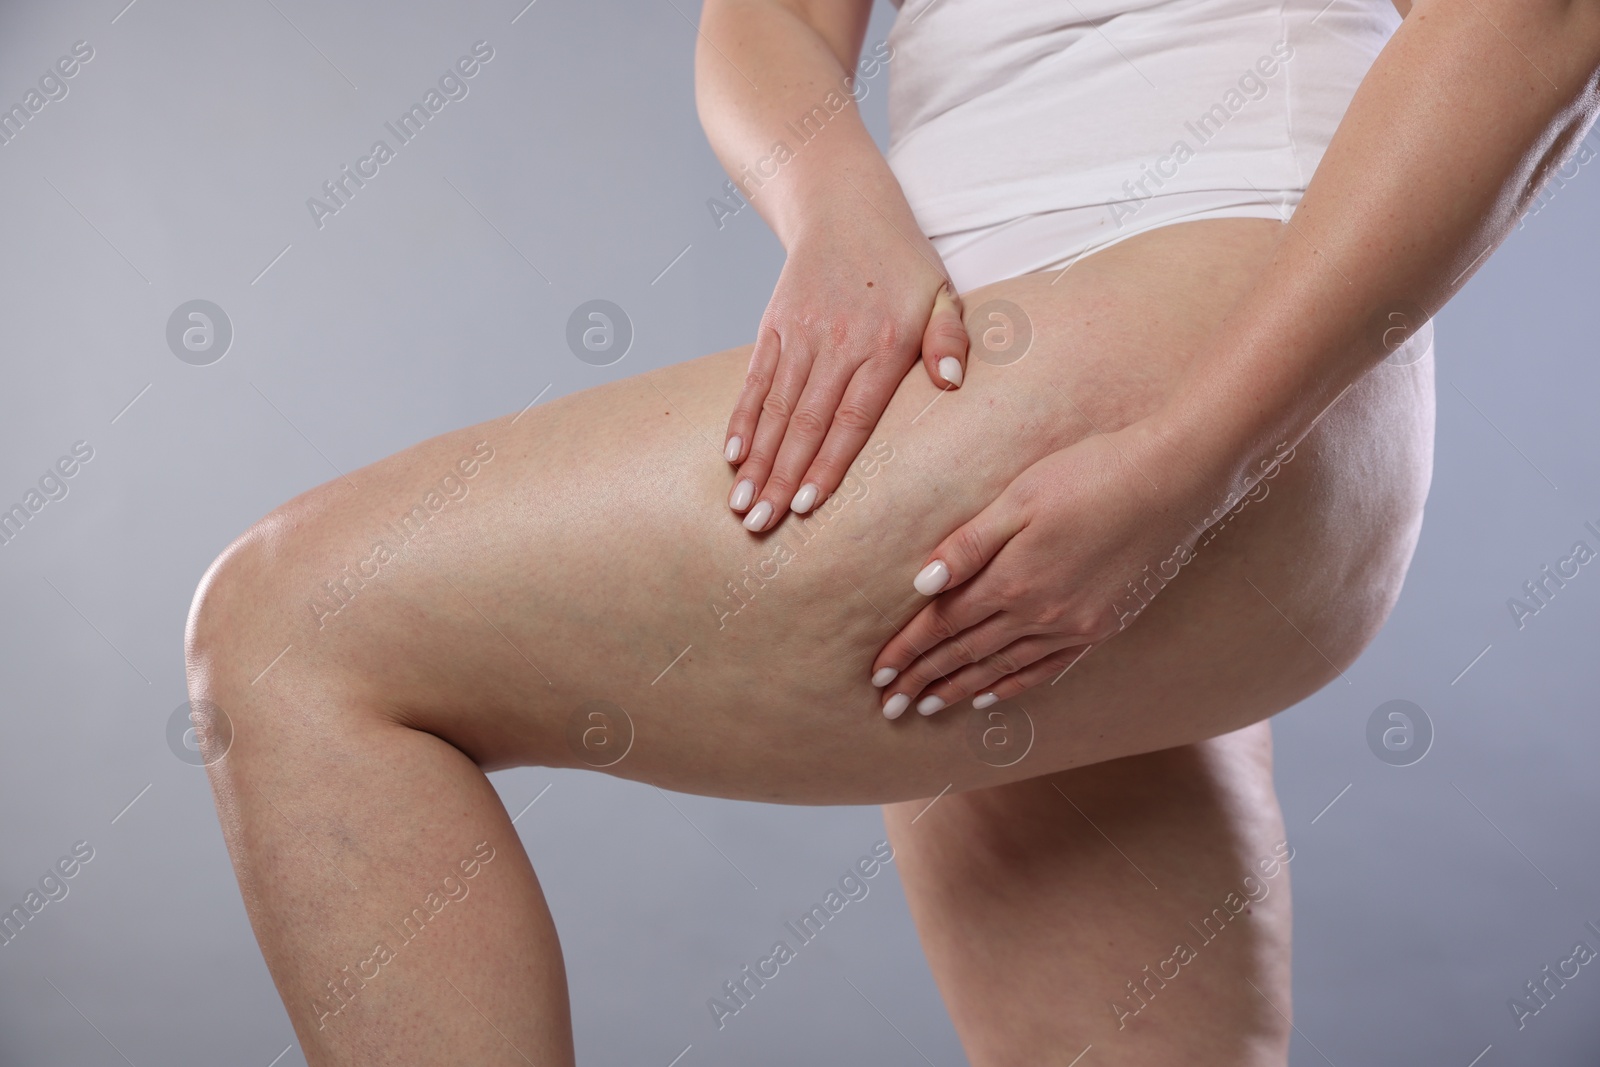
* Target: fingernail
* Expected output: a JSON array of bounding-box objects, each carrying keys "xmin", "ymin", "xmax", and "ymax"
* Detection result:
[
  {"xmin": 730, "ymin": 479, "xmax": 755, "ymax": 511},
  {"xmin": 883, "ymin": 693, "xmax": 910, "ymax": 719},
  {"xmin": 872, "ymin": 666, "xmax": 898, "ymax": 687},
  {"xmin": 743, "ymin": 500, "xmax": 773, "ymax": 531},
  {"xmin": 917, "ymin": 695, "xmax": 946, "ymax": 716},
  {"xmin": 913, "ymin": 560, "xmax": 949, "ymax": 596},
  {"xmin": 725, "ymin": 435, "xmax": 742, "ymax": 463},
  {"xmin": 972, "ymin": 692, "xmax": 998, "ymax": 709},
  {"xmin": 792, "ymin": 483, "xmax": 819, "ymax": 514},
  {"xmin": 938, "ymin": 356, "xmax": 963, "ymax": 387}
]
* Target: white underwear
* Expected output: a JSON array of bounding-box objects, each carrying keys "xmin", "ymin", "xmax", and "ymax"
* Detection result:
[
  {"xmin": 930, "ymin": 187, "xmax": 1300, "ymax": 294},
  {"xmin": 884, "ymin": 0, "xmax": 1405, "ymax": 292}
]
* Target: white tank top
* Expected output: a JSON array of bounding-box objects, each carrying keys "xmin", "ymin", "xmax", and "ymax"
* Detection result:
[{"xmin": 884, "ymin": 0, "xmax": 1403, "ymax": 238}]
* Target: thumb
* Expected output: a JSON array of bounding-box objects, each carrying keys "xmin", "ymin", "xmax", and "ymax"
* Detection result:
[
  {"xmin": 912, "ymin": 491, "xmax": 1028, "ymax": 596},
  {"xmin": 920, "ymin": 280, "xmax": 969, "ymax": 390}
]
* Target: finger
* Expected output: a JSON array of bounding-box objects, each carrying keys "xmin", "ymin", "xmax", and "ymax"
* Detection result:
[
  {"xmin": 878, "ymin": 613, "xmax": 1040, "ymax": 719},
  {"xmin": 909, "ymin": 491, "xmax": 1029, "ymax": 599},
  {"xmin": 871, "ymin": 574, "xmax": 999, "ymax": 689},
  {"xmin": 788, "ymin": 358, "xmax": 904, "ymax": 517},
  {"xmin": 724, "ymin": 323, "xmax": 781, "ymax": 467},
  {"xmin": 744, "ymin": 357, "xmax": 857, "ymax": 530},
  {"xmin": 731, "ymin": 333, "xmax": 813, "ymax": 518},
  {"xmin": 961, "ymin": 642, "xmax": 1095, "ymax": 708},
  {"xmin": 916, "ymin": 635, "xmax": 1073, "ymax": 715},
  {"xmin": 921, "ymin": 280, "xmax": 969, "ymax": 390}
]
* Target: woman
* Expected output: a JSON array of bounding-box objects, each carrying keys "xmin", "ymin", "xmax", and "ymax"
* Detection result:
[{"xmin": 183, "ymin": 0, "xmax": 1600, "ymax": 1062}]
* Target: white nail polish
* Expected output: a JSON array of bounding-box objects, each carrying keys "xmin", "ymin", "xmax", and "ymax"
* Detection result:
[
  {"xmin": 792, "ymin": 483, "xmax": 819, "ymax": 514},
  {"xmin": 730, "ymin": 479, "xmax": 755, "ymax": 511},
  {"xmin": 725, "ymin": 436, "xmax": 742, "ymax": 463},
  {"xmin": 743, "ymin": 500, "xmax": 773, "ymax": 531},
  {"xmin": 938, "ymin": 356, "xmax": 963, "ymax": 387},
  {"xmin": 972, "ymin": 692, "xmax": 999, "ymax": 709},
  {"xmin": 917, "ymin": 695, "xmax": 946, "ymax": 716},
  {"xmin": 872, "ymin": 666, "xmax": 898, "ymax": 687},
  {"xmin": 883, "ymin": 693, "xmax": 910, "ymax": 719},
  {"xmin": 913, "ymin": 560, "xmax": 949, "ymax": 596}
]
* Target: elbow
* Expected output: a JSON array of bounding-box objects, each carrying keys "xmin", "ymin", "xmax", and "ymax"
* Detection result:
[
  {"xmin": 1562, "ymin": 1, "xmax": 1600, "ymax": 70},
  {"xmin": 1420, "ymin": 0, "xmax": 1600, "ymax": 69}
]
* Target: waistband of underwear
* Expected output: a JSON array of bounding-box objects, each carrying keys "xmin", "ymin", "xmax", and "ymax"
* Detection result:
[{"xmin": 930, "ymin": 186, "xmax": 1306, "ymax": 294}]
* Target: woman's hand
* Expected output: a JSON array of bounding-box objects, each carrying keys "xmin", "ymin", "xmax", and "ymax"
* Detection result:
[
  {"xmin": 868, "ymin": 417, "xmax": 1225, "ymax": 718},
  {"xmin": 724, "ymin": 204, "xmax": 969, "ymax": 532}
]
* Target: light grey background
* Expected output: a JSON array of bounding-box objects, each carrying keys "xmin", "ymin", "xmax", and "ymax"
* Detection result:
[{"xmin": 0, "ymin": 1, "xmax": 1596, "ymax": 1064}]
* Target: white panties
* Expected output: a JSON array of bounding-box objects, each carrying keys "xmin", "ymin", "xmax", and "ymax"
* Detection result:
[
  {"xmin": 930, "ymin": 187, "xmax": 1301, "ymax": 294},
  {"xmin": 929, "ymin": 180, "xmax": 1434, "ymax": 365},
  {"xmin": 884, "ymin": 0, "xmax": 1407, "ymax": 293}
]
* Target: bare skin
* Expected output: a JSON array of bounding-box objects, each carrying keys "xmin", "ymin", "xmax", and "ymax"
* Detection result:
[
  {"xmin": 884, "ymin": 727, "xmax": 1295, "ymax": 1063},
  {"xmin": 185, "ymin": 216, "xmax": 1433, "ymax": 1064},
  {"xmin": 176, "ymin": 0, "xmax": 1600, "ymax": 1058}
]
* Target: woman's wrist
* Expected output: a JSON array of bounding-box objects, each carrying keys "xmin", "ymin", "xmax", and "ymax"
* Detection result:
[
  {"xmin": 1138, "ymin": 377, "xmax": 1305, "ymax": 535},
  {"xmin": 1138, "ymin": 267, "xmax": 1345, "ymax": 527},
  {"xmin": 770, "ymin": 160, "xmax": 926, "ymax": 253}
]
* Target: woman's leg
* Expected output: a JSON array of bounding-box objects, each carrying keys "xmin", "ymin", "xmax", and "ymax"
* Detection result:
[
  {"xmin": 188, "ymin": 669, "xmax": 574, "ymax": 1063},
  {"xmin": 885, "ymin": 723, "xmax": 1293, "ymax": 1067},
  {"xmin": 184, "ymin": 217, "xmax": 1432, "ymax": 1064}
]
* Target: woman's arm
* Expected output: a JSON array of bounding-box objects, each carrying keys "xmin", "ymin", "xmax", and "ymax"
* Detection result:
[
  {"xmin": 1161, "ymin": 0, "xmax": 1600, "ymax": 503},
  {"xmin": 696, "ymin": 0, "xmax": 881, "ymax": 249},
  {"xmin": 870, "ymin": 0, "xmax": 1600, "ymax": 713},
  {"xmin": 696, "ymin": 0, "xmax": 969, "ymax": 531}
]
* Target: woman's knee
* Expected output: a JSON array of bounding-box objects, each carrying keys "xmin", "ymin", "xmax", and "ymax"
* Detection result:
[
  {"xmin": 183, "ymin": 519, "xmax": 306, "ymax": 774},
  {"xmin": 189, "ymin": 477, "xmax": 570, "ymax": 775},
  {"xmin": 185, "ymin": 519, "xmax": 280, "ymax": 691},
  {"xmin": 184, "ymin": 486, "xmax": 389, "ymax": 715}
]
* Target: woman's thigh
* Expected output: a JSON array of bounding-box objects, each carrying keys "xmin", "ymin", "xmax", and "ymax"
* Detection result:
[
  {"xmin": 191, "ymin": 217, "xmax": 1435, "ymax": 804},
  {"xmin": 884, "ymin": 721, "xmax": 1293, "ymax": 1063}
]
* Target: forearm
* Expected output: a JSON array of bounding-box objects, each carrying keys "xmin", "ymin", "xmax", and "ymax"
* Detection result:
[
  {"xmin": 695, "ymin": 0, "xmax": 911, "ymax": 249},
  {"xmin": 1156, "ymin": 0, "xmax": 1600, "ymax": 501}
]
